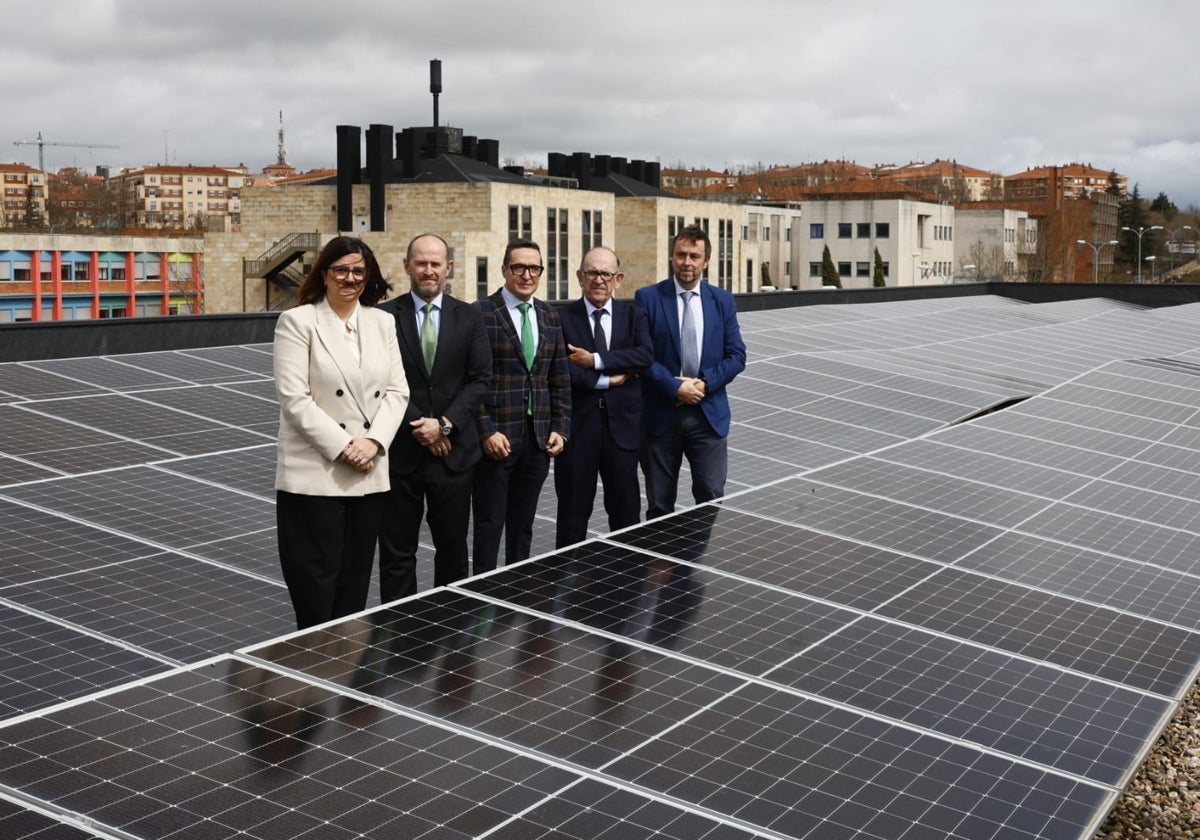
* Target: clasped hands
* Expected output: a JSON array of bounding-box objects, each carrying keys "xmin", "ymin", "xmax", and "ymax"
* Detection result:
[
  {"xmin": 674, "ymin": 377, "xmax": 706, "ymax": 406},
  {"xmin": 482, "ymin": 430, "xmax": 565, "ymax": 460},
  {"xmin": 340, "ymin": 437, "xmax": 380, "ymax": 473},
  {"xmin": 410, "ymin": 416, "xmax": 451, "ymax": 458}
]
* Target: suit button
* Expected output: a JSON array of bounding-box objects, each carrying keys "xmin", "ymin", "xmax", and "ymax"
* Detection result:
[
  {"xmin": 364, "ymin": 421, "xmax": 371, "ymax": 429},
  {"xmin": 336, "ymin": 389, "xmax": 344, "ymax": 397},
  {"xmin": 339, "ymin": 423, "xmax": 346, "ymax": 429},
  {"xmin": 374, "ymin": 390, "xmax": 381, "ymax": 397}
]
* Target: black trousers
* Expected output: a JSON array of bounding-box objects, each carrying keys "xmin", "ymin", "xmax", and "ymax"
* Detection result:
[
  {"xmin": 554, "ymin": 406, "xmax": 641, "ymax": 548},
  {"xmin": 378, "ymin": 456, "xmax": 473, "ymax": 603},
  {"xmin": 276, "ymin": 490, "xmax": 384, "ymax": 630},
  {"xmin": 471, "ymin": 419, "xmax": 549, "ymax": 575}
]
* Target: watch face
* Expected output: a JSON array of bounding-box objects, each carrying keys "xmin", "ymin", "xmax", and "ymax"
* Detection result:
[{"xmin": 440, "ymin": 424, "xmax": 453, "ymax": 436}]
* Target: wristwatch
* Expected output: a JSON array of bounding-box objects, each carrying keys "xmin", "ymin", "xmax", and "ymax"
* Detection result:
[{"xmin": 439, "ymin": 418, "xmax": 453, "ymax": 437}]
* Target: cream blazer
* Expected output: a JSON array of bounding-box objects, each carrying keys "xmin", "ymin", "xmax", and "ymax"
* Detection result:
[{"xmin": 273, "ymin": 298, "xmax": 410, "ymax": 496}]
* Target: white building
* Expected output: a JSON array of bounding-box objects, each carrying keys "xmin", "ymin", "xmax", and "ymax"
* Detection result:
[{"xmin": 797, "ymin": 198, "xmax": 957, "ymax": 288}]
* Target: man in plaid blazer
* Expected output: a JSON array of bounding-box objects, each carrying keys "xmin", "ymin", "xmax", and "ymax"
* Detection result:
[{"xmin": 472, "ymin": 239, "xmax": 571, "ymax": 574}]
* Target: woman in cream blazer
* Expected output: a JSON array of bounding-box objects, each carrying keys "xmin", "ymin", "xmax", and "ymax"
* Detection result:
[{"xmin": 274, "ymin": 236, "xmax": 409, "ymax": 629}]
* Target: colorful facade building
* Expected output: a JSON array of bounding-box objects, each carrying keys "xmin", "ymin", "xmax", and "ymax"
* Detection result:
[{"xmin": 0, "ymin": 235, "xmax": 202, "ymax": 322}]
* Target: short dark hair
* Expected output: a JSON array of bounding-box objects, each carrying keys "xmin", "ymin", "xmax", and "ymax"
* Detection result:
[
  {"xmin": 503, "ymin": 238, "xmax": 542, "ymax": 267},
  {"xmin": 298, "ymin": 236, "xmax": 390, "ymax": 306},
  {"xmin": 671, "ymin": 224, "xmax": 711, "ymax": 260},
  {"xmin": 406, "ymin": 232, "xmax": 450, "ymax": 261}
]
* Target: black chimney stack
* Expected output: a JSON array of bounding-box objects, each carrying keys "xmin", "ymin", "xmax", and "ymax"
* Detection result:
[
  {"xmin": 430, "ymin": 59, "xmax": 442, "ymax": 128},
  {"xmin": 335, "ymin": 125, "xmax": 362, "ymax": 232}
]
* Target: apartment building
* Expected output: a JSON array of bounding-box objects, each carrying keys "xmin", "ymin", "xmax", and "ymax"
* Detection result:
[
  {"xmin": 875, "ymin": 159, "xmax": 1003, "ymax": 202},
  {"xmin": 1005, "ymin": 163, "xmax": 1127, "ymax": 202},
  {"xmin": 1, "ymin": 163, "xmax": 47, "ymax": 228},
  {"xmin": 109, "ymin": 165, "xmax": 246, "ymax": 231}
]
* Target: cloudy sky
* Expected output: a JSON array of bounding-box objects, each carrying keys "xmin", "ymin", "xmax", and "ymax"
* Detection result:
[{"xmin": 6, "ymin": 0, "xmax": 1200, "ymax": 208}]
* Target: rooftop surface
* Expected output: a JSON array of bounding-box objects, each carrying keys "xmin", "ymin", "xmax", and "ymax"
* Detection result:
[{"xmin": 2, "ymin": 293, "xmax": 1199, "ymax": 838}]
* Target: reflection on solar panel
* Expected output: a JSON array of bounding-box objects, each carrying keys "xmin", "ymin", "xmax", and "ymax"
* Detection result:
[{"xmin": 3, "ymin": 296, "xmax": 1200, "ymax": 838}]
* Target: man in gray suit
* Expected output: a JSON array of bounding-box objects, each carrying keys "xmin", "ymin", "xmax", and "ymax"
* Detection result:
[{"xmin": 377, "ymin": 234, "xmax": 491, "ymax": 600}]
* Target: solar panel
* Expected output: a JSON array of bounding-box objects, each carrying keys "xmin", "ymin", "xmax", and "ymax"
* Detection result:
[{"xmin": 2, "ymin": 297, "xmax": 1200, "ymax": 838}]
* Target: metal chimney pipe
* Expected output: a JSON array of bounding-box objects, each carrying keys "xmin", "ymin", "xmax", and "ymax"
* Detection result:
[{"xmin": 430, "ymin": 59, "xmax": 442, "ymax": 128}]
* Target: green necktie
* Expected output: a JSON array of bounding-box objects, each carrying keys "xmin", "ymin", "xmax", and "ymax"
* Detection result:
[
  {"xmin": 420, "ymin": 302, "xmax": 437, "ymax": 371},
  {"xmin": 518, "ymin": 302, "xmax": 534, "ymax": 414},
  {"xmin": 518, "ymin": 302, "xmax": 535, "ymax": 369}
]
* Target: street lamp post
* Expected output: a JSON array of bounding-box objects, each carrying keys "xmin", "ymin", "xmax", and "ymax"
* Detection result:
[
  {"xmin": 1145, "ymin": 255, "xmax": 1157, "ymax": 283},
  {"xmin": 1121, "ymin": 225, "xmax": 1163, "ymax": 283},
  {"xmin": 1076, "ymin": 239, "xmax": 1119, "ymax": 284}
]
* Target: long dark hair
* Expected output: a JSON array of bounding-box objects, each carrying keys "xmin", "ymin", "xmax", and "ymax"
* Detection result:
[{"xmin": 297, "ymin": 236, "xmax": 390, "ymax": 306}]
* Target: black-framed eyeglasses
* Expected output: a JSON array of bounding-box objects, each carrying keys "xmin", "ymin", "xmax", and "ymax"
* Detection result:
[
  {"xmin": 581, "ymin": 269, "xmax": 619, "ymax": 282},
  {"xmin": 506, "ymin": 263, "xmax": 544, "ymax": 277},
  {"xmin": 328, "ymin": 265, "xmax": 368, "ymax": 282}
]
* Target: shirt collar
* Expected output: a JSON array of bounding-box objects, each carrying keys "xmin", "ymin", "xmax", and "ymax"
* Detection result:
[
  {"xmin": 584, "ymin": 297, "xmax": 612, "ymax": 318},
  {"xmin": 500, "ymin": 287, "xmax": 535, "ymax": 310},
  {"xmin": 411, "ymin": 290, "xmax": 444, "ymax": 310},
  {"xmin": 673, "ymin": 278, "xmax": 702, "ymax": 297}
]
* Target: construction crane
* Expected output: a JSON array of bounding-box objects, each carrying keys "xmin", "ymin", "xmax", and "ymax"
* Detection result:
[{"xmin": 13, "ymin": 132, "xmax": 120, "ymax": 172}]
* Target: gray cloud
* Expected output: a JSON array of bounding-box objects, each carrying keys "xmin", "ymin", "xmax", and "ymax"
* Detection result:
[{"xmin": 5, "ymin": 0, "xmax": 1199, "ymax": 207}]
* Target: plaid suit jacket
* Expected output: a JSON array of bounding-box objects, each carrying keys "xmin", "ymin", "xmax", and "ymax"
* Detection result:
[{"xmin": 474, "ymin": 291, "xmax": 571, "ymax": 447}]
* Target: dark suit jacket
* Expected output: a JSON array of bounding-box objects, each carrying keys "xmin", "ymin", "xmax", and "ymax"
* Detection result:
[
  {"xmin": 634, "ymin": 278, "xmax": 746, "ymax": 438},
  {"xmin": 378, "ymin": 292, "xmax": 492, "ymax": 474},
  {"xmin": 558, "ymin": 298, "xmax": 652, "ymax": 451},
  {"xmin": 474, "ymin": 291, "xmax": 571, "ymax": 448}
]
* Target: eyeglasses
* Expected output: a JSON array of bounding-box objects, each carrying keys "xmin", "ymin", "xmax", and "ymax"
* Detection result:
[
  {"xmin": 328, "ymin": 265, "xmax": 368, "ymax": 283},
  {"xmin": 581, "ymin": 269, "xmax": 619, "ymax": 282},
  {"xmin": 505, "ymin": 263, "xmax": 544, "ymax": 277}
]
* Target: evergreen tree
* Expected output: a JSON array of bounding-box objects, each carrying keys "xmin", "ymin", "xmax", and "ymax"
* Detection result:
[
  {"xmin": 1149, "ymin": 191, "xmax": 1177, "ymax": 220},
  {"xmin": 820, "ymin": 244, "xmax": 841, "ymax": 288},
  {"xmin": 1116, "ymin": 183, "xmax": 1148, "ymax": 270},
  {"xmin": 872, "ymin": 247, "xmax": 886, "ymax": 287}
]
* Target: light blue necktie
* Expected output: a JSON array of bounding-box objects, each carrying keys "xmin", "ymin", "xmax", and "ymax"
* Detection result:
[{"xmin": 680, "ymin": 291, "xmax": 699, "ymax": 377}]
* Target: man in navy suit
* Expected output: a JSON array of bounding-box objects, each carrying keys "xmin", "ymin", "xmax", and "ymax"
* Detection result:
[
  {"xmin": 472, "ymin": 239, "xmax": 571, "ymax": 573},
  {"xmin": 377, "ymin": 234, "xmax": 491, "ymax": 601},
  {"xmin": 634, "ymin": 224, "xmax": 746, "ymax": 518},
  {"xmin": 554, "ymin": 247, "xmax": 653, "ymax": 547}
]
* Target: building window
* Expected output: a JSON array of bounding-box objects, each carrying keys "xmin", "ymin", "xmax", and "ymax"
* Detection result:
[
  {"xmin": 810, "ymin": 223, "xmax": 824, "ymax": 239},
  {"xmin": 883, "ymin": 262, "xmax": 889, "ymax": 277},
  {"xmin": 546, "ymin": 208, "xmax": 568, "ymax": 300},
  {"xmin": 785, "ymin": 228, "xmax": 792, "ymax": 242},
  {"xmin": 763, "ymin": 227, "xmax": 770, "ymax": 242},
  {"xmin": 582, "ymin": 209, "xmax": 603, "ymax": 251},
  {"xmin": 508, "ymin": 205, "xmax": 532, "ymax": 241},
  {"xmin": 857, "ymin": 222, "xmax": 871, "ymax": 238},
  {"xmin": 856, "ymin": 262, "xmax": 870, "ymax": 277},
  {"xmin": 838, "ymin": 223, "xmax": 852, "ymax": 239},
  {"xmin": 742, "ymin": 225, "xmax": 749, "ymax": 240},
  {"xmin": 809, "ymin": 262, "xmax": 821, "ymax": 277},
  {"xmin": 876, "ymin": 222, "xmax": 890, "ymax": 238},
  {"xmin": 475, "ymin": 257, "xmax": 488, "ymax": 301},
  {"xmin": 838, "ymin": 262, "xmax": 851, "ymax": 277},
  {"xmin": 785, "ymin": 261, "xmax": 791, "ymax": 277},
  {"xmin": 718, "ymin": 218, "xmax": 734, "ymax": 291}
]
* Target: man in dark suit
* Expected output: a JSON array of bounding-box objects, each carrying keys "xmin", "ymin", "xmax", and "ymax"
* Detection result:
[
  {"xmin": 634, "ymin": 224, "xmax": 746, "ymax": 519},
  {"xmin": 377, "ymin": 233, "xmax": 491, "ymax": 601},
  {"xmin": 472, "ymin": 239, "xmax": 571, "ymax": 574},
  {"xmin": 554, "ymin": 246, "xmax": 652, "ymax": 547}
]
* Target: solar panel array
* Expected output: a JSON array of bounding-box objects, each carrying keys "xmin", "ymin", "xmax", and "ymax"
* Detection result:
[{"xmin": 2, "ymin": 295, "xmax": 1200, "ymax": 838}]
